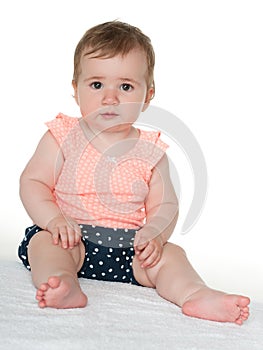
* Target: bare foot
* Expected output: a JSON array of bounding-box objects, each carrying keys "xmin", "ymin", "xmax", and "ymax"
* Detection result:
[
  {"xmin": 36, "ymin": 275, "xmax": 88, "ymax": 309},
  {"xmin": 182, "ymin": 287, "xmax": 250, "ymax": 325}
]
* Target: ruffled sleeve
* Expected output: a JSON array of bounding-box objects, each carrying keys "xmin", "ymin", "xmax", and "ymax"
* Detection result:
[
  {"xmin": 139, "ymin": 129, "xmax": 168, "ymax": 150},
  {"xmin": 137, "ymin": 129, "xmax": 169, "ymax": 169},
  {"xmin": 45, "ymin": 113, "xmax": 79, "ymax": 147}
]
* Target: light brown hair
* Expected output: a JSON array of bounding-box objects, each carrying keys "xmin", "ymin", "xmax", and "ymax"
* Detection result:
[{"xmin": 73, "ymin": 21, "xmax": 155, "ymax": 93}]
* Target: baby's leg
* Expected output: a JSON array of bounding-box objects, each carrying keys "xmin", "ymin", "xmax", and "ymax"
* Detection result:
[
  {"xmin": 133, "ymin": 243, "xmax": 250, "ymax": 324},
  {"xmin": 28, "ymin": 230, "xmax": 87, "ymax": 308}
]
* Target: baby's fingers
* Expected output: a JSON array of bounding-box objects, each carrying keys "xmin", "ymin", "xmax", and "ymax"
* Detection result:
[
  {"xmin": 74, "ymin": 228, "xmax": 82, "ymax": 246},
  {"xmin": 134, "ymin": 243, "xmax": 146, "ymax": 256},
  {"xmin": 65, "ymin": 224, "xmax": 82, "ymax": 249},
  {"xmin": 59, "ymin": 226, "xmax": 69, "ymax": 249},
  {"xmin": 69, "ymin": 223, "xmax": 81, "ymax": 246},
  {"xmin": 137, "ymin": 244, "xmax": 154, "ymax": 263},
  {"xmin": 67, "ymin": 227, "xmax": 76, "ymax": 249},
  {"xmin": 144, "ymin": 251, "xmax": 161, "ymax": 269},
  {"xmin": 51, "ymin": 228, "xmax": 59, "ymax": 245}
]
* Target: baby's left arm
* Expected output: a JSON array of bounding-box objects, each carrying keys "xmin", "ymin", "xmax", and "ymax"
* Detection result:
[{"xmin": 134, "ymin": 154, "xmax": 179, "ymax": 268}]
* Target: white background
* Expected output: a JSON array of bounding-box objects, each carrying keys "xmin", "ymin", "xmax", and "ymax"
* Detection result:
[{"xmin": 0, "ymin": 0, "xmax": 262, "ymax": 302}]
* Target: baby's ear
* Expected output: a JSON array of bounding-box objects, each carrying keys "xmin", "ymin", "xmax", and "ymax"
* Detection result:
[
  {"xmin": 72, "ymin": 80, "xmax": 79, "ymax": 105},
  {"xmin": 142, "ymin": 87, "xmax": 154, "ymax": 112}
]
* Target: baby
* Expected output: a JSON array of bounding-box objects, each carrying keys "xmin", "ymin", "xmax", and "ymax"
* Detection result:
[{"xmin": 18, "ymin": 21, "xmax": 250, "ymax": 324}]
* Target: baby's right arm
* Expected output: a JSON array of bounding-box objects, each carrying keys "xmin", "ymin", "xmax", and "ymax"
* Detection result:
[{"xmin": 19, "ymin": 131, "xmax": 81, "ymax": 249}]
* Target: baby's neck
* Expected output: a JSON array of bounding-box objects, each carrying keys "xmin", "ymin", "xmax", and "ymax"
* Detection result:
[{"xmin": 80, "ymin": 120, "xmax": 139, "ymax": 156}]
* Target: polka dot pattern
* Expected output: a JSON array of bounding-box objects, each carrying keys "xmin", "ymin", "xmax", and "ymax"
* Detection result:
[
  {"xmin": 45, "ymin": 113, "xmax": 168, "ymax": 229},
  {"xmin": 18, "ymin": 224, "xmax": 141, "ymax": 286},
  {"xmin": 78, "ymin": 225, "xmax": 140, "ymax": 285}
]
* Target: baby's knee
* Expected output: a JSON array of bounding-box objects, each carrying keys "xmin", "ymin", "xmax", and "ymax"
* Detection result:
[
  {"xmin": 165, "ymin": 242, "xmax": 186, "ymax": 256},
  {"xmin": 28, "ymin": 230, "xmax": 52, "ymax": 250}
]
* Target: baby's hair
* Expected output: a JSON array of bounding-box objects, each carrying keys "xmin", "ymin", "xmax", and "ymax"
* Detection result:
[{"xmin": 73, "ymin": 21, "xmax": 155, "ymax": 93}]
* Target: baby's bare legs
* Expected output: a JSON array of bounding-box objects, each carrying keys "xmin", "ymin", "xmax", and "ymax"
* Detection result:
[
  {"xmin": 28, "ymin": 231, "xmax": 87, "ymax": 308},
  {"xmin": 133, "ymin": 243, "xmax": 250, "ymax": 325}
]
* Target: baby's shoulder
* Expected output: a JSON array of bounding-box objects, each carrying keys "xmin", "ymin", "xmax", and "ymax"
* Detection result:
[
  {"xmin": 138, "ymin": 128, "xmax": 169, "ymax": 151},
  {"xmin": 49, "ymin": 113, "xmax": 79, "ymax": 128},
  {"xmin": 45, "ymin": 113, "xmax": 80, "ymax": 146}
]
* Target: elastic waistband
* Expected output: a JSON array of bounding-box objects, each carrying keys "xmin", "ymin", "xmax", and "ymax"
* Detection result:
[{"xmin": 80, "ymin": 224, "xmax": 138, "ymax": 249}]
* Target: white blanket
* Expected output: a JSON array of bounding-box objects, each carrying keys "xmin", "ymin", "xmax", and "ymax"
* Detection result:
[{"xmin": 0, "ymin": 261, "xmax": 262, "ymax": 350}]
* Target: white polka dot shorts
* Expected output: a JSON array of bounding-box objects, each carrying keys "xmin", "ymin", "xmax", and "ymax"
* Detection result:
[
  {"xmin": 18, "ymin": 224, "xmax": 141, "ymax": 286},
  {"xmin": 77, "ymin": 225, "xmax": 141, "ymax": 285}
]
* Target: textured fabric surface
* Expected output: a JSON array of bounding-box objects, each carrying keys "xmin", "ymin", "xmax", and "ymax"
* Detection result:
[
  {"xmin": 0, "ymin": 260, "xmax": 262, "ymax": 350},
  {"xmin": 45, "ymin": 113, "xmax": 168, "ymax": 229},
  {"xmin": 18, "ymin": 224, "xmax": 141, "ymax": 285}
]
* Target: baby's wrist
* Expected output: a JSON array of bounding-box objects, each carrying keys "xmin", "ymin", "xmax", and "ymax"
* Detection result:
[
  {"xmin": 45, "ymin": 213, "xmax": 64, "ymax": 230},
  {"xmin": 156, "ymin": 234, "xmax": 164, "ymax": 246}
]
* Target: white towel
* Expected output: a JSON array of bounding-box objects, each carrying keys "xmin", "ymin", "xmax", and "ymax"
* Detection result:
[{"xmin": 0, "ymin": 261, "xmax": 262, "ymax": 350}]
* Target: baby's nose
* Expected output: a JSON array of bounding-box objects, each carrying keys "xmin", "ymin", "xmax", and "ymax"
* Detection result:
[{"xmin": 102, "ymin": 88, "xmax": 119, "ymax": 105}]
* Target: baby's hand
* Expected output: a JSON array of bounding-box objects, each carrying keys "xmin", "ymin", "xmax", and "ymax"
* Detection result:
[
  {"xmin": 134, "ymin": 231, "xmax": 163, "ymax": 269},
  {"xmin": 46, "ymin": 215, "xmax": 82, "ymax": 249}
]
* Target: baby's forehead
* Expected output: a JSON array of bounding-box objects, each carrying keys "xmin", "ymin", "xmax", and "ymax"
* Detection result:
[
  {"xmin": 78, "ymin": 47, "xmax": 150, "ymax": 84},
  {"xmin": 81, "ymin": 45, "xmax": 146, "ymax": 60}
]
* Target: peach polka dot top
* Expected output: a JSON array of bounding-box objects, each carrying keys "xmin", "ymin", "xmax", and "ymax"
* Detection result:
[{"xmin": 46, "ymin": 113, "xmax": 169, "ymax": 229}]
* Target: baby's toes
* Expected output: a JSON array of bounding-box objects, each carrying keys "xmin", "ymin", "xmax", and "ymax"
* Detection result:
[
  {"xmin": 241, "ymin": 307, "xmax": 249, "ymax": 317},
  {"xmin": 235, "ymin": 318, "xmax": 243, "ymax": 325},
  {"xmin": 242, "ymin": 306, "xmax": 250, "ymax": 314},
  {"xmin": 35, "ymin": 283, "xmax": 49, "ymax": 300},
  {"xmin": 39, "ymin": 282, "xmax": 49, "ymax": 292},
  {"xmin": 241, "ymin": 311, "xmax": 249, "ymax": 320},
  {"xmin": 38, "ymin": 299, "xmax": 47, "ymax": 308},
  {"xmin": 36, "ymin": 289, "xmax": 44, "ymax": 301}
]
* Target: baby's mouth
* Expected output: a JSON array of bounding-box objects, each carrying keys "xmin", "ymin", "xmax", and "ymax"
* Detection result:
[{"xmin": 100, "ymin": 112, "xmax": 119, "ymax": 119}]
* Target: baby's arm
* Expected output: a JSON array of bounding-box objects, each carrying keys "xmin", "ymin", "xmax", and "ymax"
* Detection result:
[
  {"xmin": 19, "ymin": 131, "xmax": 81, "ymax": 249},
  {"xmin": 134, "ymin": 154, "xmax": 179, "ymax": 268}
]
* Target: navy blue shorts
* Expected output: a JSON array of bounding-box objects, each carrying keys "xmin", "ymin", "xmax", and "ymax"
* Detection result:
[{"xmin": 18, "ymin": 224, "xmax": 141, "ymax": 286}]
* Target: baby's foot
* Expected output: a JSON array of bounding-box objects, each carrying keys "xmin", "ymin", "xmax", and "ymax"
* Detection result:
[
  {"xmin": 36, "ymin": 275, "xmax": 88, "ymax": 309},
  {"xmin": 182, "ymin": 288, "xmax": 250, "ymax": 325}
]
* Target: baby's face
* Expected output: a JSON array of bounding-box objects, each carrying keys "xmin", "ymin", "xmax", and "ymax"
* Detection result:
[{"xmin": 73, "ymin": 48, "xmax": 153, "ymax": 133}]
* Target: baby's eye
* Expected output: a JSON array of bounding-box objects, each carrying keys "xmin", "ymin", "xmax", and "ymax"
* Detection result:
[
  {"xmin": 91, "ymin": 81, "xmax": 103, "ymax": 89},
  {"xmin": 120, "ymin": 83, "xmax": 133, "ymax": 92}
]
